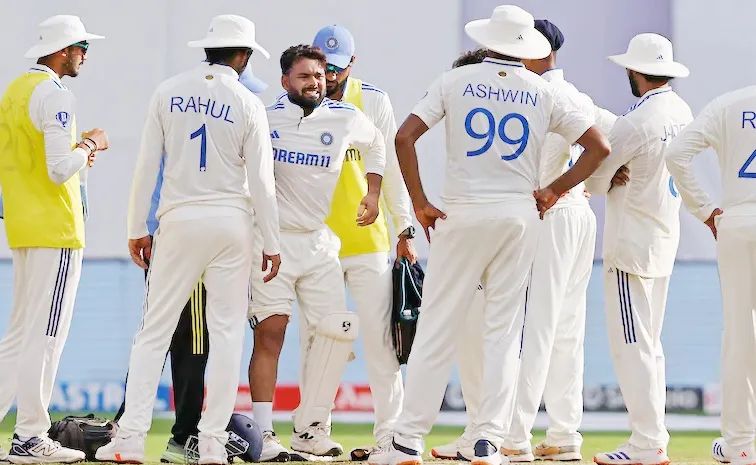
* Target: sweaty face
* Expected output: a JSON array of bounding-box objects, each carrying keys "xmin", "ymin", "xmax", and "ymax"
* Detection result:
[
  {"xmin": 284, "ymin": 58, "xmax": 326, "ymax": 109},
  {"xmin": 628, "ymin": 70, "xmax": 641, "ymax": 98},
  {"xmin": 325, "ymin": 63, "xmax": 350, "ymax": 97}
]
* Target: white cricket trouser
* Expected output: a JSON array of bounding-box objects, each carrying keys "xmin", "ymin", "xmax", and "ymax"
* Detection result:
[
  {"xmin": 118, "ymin": 213, "xmax": 254, "ymax": 444},
  {"xmin": 394, "ymin": 202, "xmax": 538, "ymax": 451},
  {"xmin": 248, "ymin": 228, "xmax": 345, "ymax": 327},
  {"xmin": 0, "ymin": 247, "xmax": 83, "ymax": 438},
  {"xmin": 456, "ymin": 286, "xmax": 485, "ymax": 439},
  {"xmin": 603, "ymin": 265, "xmax": 670, "ymax": 450},
  {"xmin": 508, "ymin": 206, "xmax": 595, "ymax": 449},
  {"xmin": 340, "ymin": 251, "xmax": 402, "ymax": 441},
  {"xmin": 716, "ymin": 215, "xmax": 756, "ymax": 449}
]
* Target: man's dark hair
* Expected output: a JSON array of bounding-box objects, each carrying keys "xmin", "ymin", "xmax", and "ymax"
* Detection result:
[
  {"xmin": 205, "ymin": 47, "xmax": 251, "ymax": 64},
  {"xmin": 453, "ymin": 48, "xmax": 489, "ymax": 68},
  {"xmin": 641, "ymin": 73, "xmax": 673, "ymax": 84},
  {"xmin": 280, "ymin": 45, "xmax": 327, "ymax": 74}
]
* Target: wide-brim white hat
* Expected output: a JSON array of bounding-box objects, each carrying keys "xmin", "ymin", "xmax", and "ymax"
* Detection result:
[
  {"xmin": 25, "ymin": 15, "xmax": 104, "ymax": 59},
  {"xmin": 188, "ymin": 14, "xmax": 270, "ymax": 59},
  {"xmin": 464, "ymin": 5, "xmax": 551, "ymax": 60},
  {"xmin": 609, "ymin": 33, "xmax": 689, "ymax": 78}
]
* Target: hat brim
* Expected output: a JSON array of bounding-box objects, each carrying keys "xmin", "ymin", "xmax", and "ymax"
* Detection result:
[
  {"xmin": 464, "ymin": 19, "xmax": 551, "ymax": 60},
  {"xmin": 323, "ymin": 52, "xmax": 352, "ymax": 69},
  {"xmin": 188, "ymin": 38, "xmax": 270, "ymax": 59},
  {"xmin": 24, "ymin": 32, "xmax": 105, "ymax": 59},
  {"xmin": 608, "ymin": 53, "xmax": 690, "ymax": 78}
]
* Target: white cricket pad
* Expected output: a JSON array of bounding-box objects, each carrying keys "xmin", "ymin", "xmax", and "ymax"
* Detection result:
[{"xmin": 294, "ymin": 312, "xmax": 359, "ymax": 430}]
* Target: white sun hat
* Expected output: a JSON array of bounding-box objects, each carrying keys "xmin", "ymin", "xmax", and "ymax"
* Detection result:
[
  {"xmin": 608, "ymin": 33, "xmax": 689, "ymax": 78},
  {"xmin": 25, "ymin": 15, "xmax": 104, "ymax": 59},
  {"xmin": 464, "ymin": 5, "xmax": 551, "ymax": 60},
  {"xmin": 188, "ymin": 15, "xmax": 270, "ymax": 59}
]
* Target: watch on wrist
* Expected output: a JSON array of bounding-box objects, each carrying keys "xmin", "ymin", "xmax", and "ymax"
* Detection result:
[{"xmin": 399, "ymin": 226, "xmax": 415, "ymax": 239}]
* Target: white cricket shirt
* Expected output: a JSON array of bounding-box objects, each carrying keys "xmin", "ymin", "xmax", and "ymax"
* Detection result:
[
  {"xmin": 539, "ymin": 69, "xmax": 617, "ymax": 209},
  {"xmin": 584, "ymin": 86, "xmax": 693, "ymax": 278},
  {"xmin": 411, "ymin": 58, "xmax": 595, "ymax": 207},
  {"xmin": 127, "ymin": 62, "xmax": 281, "ymax": 255},
  {"xmin": 266, "ymin": 95, "xmax": 386, "ymax": 232},
  {"xmin": 665, "ymin": 85, "xmax": 756, "ymax": 221}
]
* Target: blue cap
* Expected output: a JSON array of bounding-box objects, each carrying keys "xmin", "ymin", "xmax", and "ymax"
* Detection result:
[
  {"xmin": 239, "ymin": 63, "xmax": 268, "ymax": 93},
  {"xmin": 312, "ymin": 25, "xmax": 355, "ymax": 69},
  {"xmin": 534, "ymin": 20, "xmax": 564, "ymax": 52}
]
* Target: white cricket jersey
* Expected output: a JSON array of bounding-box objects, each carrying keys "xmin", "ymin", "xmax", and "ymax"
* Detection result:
[
  {"xmin": 411, "ymin": 57, "xmax": 594, "ymax": 207},
  {"xmin": 127, "ymin": 62, "xmax": 280, "ymax": 255},
  {"xmin": 666, "ymin": 85, "xmax": 756, "ymax": 221},
  {"xmin": 584, "ymin": 86, "xmax": 693, "ymax": 278},
  {"xmin": 266, "ymin": 95, "xmax": 386, "ymax": 232},
  {"xmin": 539, "ymin": 69, "xmax": 617, "ymax": 209}
]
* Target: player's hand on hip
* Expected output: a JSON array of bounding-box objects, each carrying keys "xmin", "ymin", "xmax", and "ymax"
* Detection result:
[
  {"xmin": 533, "ymin": 188, "xmax": 558, "ymax": 219},
  {"xmin": 611, "ymin": 165, "xmax": 630, "ymax": 186},
  {"xmin": 396, "ymin": 237, "xmax": 417, "ymax": 264},
  {"xmin": 415, "ymin": 202, "xmax": 446, "ymax": 243},
  {"xmin": 704, "ymin": 208, "xmax": 724, "ymax": 240},
  {"xmin": 81, "ymin": 128, "xmax": 110, "ymax": 151},
  {"xmin": 357, "ymin": 194, "xmax": 380, "ymax": 226},
  {"xmin": 128, "ymin": 236, "xmax": 152, "ymax": 270},
  {"xmin": 262, "ymin": 253, "xmax": 281, "ymax": 283}
]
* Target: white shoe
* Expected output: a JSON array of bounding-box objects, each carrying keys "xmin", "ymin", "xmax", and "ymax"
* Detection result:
[
  {"xmin": 713, "ymin": 437, "xmax": 736, "ymax": 463},
  {"xmin": 197, "ymin": 435, "xmax": 227, "ymax": 465},
  {"xmin": 431, "ymin": 436, "xmax": 474, "ymax": 460},
  {"xmin": 532, "ymin": 441, "xmax": 581, "ymax": 461},
  {"xmin": 367, "ymin": 440, "xmax": 422, "ymax": 465},
  {"xmin": 95, "ymin": 434, "xmax": 146, "ymax": 463},
  {"xmin": 593, "ymin": 443, "xmax": 669, "ymax": 465},
  {"xmin": 7, "ymin": 435, "xmax": 85, "ymax": 464},
  {"xmin": 291, "ymin": 423, "xmax": 343, "ymax": 457},
  {"xmin": 259, "ymin": 431, "xmax": 290, "ymax": 462},
  {"xmin": 470, "ymin": 440, "xmax": 505, "ymax": 465},
  {"xmin": 500, "ymin": 444, "xmax": 533, "ymax": 462}
]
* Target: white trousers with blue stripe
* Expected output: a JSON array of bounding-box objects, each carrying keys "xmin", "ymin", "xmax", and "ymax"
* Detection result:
[
  {"xmin": 0, "ymin": 247, "xmax": 83, "ymax": 438},
  {"xmin": 603, "ymin": 265, "xmax": 670, "ymax": 450},
  {"xmin": 393, "ymin": 202, "xmax": 537, "ymax": 451}
]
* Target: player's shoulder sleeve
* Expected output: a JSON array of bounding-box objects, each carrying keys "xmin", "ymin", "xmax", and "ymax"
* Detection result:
[
  {"xmin": 410, "ymin": 72, "xmax": 446, "ymax": 129},
  {"xmin": 547, "ymin": 84, "xmax": 594, "ymax": 145},
  {"xmin": 32, "ymin": 80, "xmax": 76, "ymax": 132}
]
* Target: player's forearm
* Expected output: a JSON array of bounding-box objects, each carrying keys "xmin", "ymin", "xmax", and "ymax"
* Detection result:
[
  {"xmin": 381, "ymin": 153, "xmax": 414, "ymax": 232},
  {"xmin": 45, "ymin": 145, "xmax": 88, "ymax": 185},
  {"xmin": 250, "ymin": 187, "xmax": 281, "ymax": 256},
  {"xmin": 665, "ymin": 150, "xmax": 716, "ymax": 222},
  {"xmin": 395, "ymin": 134, "xmax": 428, "ymax": 208},
  {"xmin": 365, "ymin": 173, "xmax": 383, "ymax": 198},
  {"xmin": 548, "ymin": 127, "xmax": 611, "ymax": 196},
  {"xmin": 127, "ymin": 172, "xmax": 159, "ymax": 239}
]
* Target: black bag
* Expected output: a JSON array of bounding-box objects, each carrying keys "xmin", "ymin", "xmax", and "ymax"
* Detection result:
[
  {"xmin": 391, "ymin": 257, "xmax": 424, "ymax": 364},
  {"xmin": 47, "ymin": 414, "xmax": 117, "ymax": 461}
]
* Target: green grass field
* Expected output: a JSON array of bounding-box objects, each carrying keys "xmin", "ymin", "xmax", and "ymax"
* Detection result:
[{"xmin": 0, "ymin": 413, "xmax": 720, "ymax": 464}]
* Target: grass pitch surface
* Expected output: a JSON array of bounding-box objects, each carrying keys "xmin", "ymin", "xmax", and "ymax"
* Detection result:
[{"xmin": 0, "ymin": 413, "xmax": 719, "ymax": 464}]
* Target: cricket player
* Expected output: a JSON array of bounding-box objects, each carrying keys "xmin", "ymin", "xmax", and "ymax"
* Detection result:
[
  {"xmin": 664, "ymin": 88, "xmax": 756, "ymax": 465},
  {"xmin": 0, "ymin": 15, "xmax": 107, "ymax": 464},
  {"xmin": 111, "ymin": 64, "xmax": 270, "ymax": 465},
  {"xmin": 583, "ymin": 33, "xmax": 692, "ymax": 465},
  {"xmin": 96, "ymin": 14, "xmax": 280, "ymax": 464},
  {"xmin": 246, "ymin": 44, "xmax": 386, "ymax": 460},
  {"xmin": 368, "ymin": 5, "xmax": 611, "ymax": 465},
  {"xmin": 502, "ymin": 19, "xmax": 617, "ymax": 462},
  {"xmin": 307, "ymin": 24, "xmax": 416, "ymax": 459}
]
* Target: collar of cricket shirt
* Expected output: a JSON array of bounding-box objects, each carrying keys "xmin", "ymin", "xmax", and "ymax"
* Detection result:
[
  {"xmin": 625, "ymin": 85, "xmax": 673, "ymax": 114},
  {"xmin": 281, "ymin": 94, "xmax": 329, "ymax": 118},
  {"xmin": 541, "ymin": 68, "xmax": 564, "ymax": 82},
  {"xmin": 28, "ymin": 64, "xmax": 65, "ymax": 89},
  {"xmin": 482, "ymin": 57, "xmax": 525, "ymax": 68},
  {"xmin": 199, "ymin": 61, "xmax": 240, "ymax": 79}
]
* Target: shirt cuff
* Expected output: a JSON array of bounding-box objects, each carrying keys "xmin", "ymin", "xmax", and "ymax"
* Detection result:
[{"xmin": 692, "ymin": 203, "xmax": 717, "ymax": 223}]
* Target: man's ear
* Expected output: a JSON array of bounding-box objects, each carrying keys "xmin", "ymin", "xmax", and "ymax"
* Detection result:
[{"xmin": 281, "ymin": 74, "xmax": 289, "ymax": 91}]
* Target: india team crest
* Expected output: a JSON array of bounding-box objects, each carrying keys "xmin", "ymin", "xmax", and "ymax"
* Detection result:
[
  {"xmin": 320, "ymin": 132, "xmax": 334, "ymax": 146},
  {"xmin": 325, "ymin": 36, "xmax": 339, "ymax": 50}
]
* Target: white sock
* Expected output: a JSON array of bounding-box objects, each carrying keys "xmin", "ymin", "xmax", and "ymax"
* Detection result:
[{"xmin": 253, "ymin": 402, "xmax": 274, "ymax": 433}]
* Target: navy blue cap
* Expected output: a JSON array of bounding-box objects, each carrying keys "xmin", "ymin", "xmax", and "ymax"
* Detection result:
[
  {"xmin": 534, "ymin": 20, "xmax": 564, "ymax": 52},
  {"xmin": 312, "ymin": 25, "xmax": 355, "ymax": 68}
]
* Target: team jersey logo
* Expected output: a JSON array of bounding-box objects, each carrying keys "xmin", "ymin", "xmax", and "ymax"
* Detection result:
[
  {"xmin": 320, "ymin": 132, "xmax": 334, "ymax": 146},
  {"xmin": 56, "ymin": 111, "xmax": 70, "ymax": 128}
]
